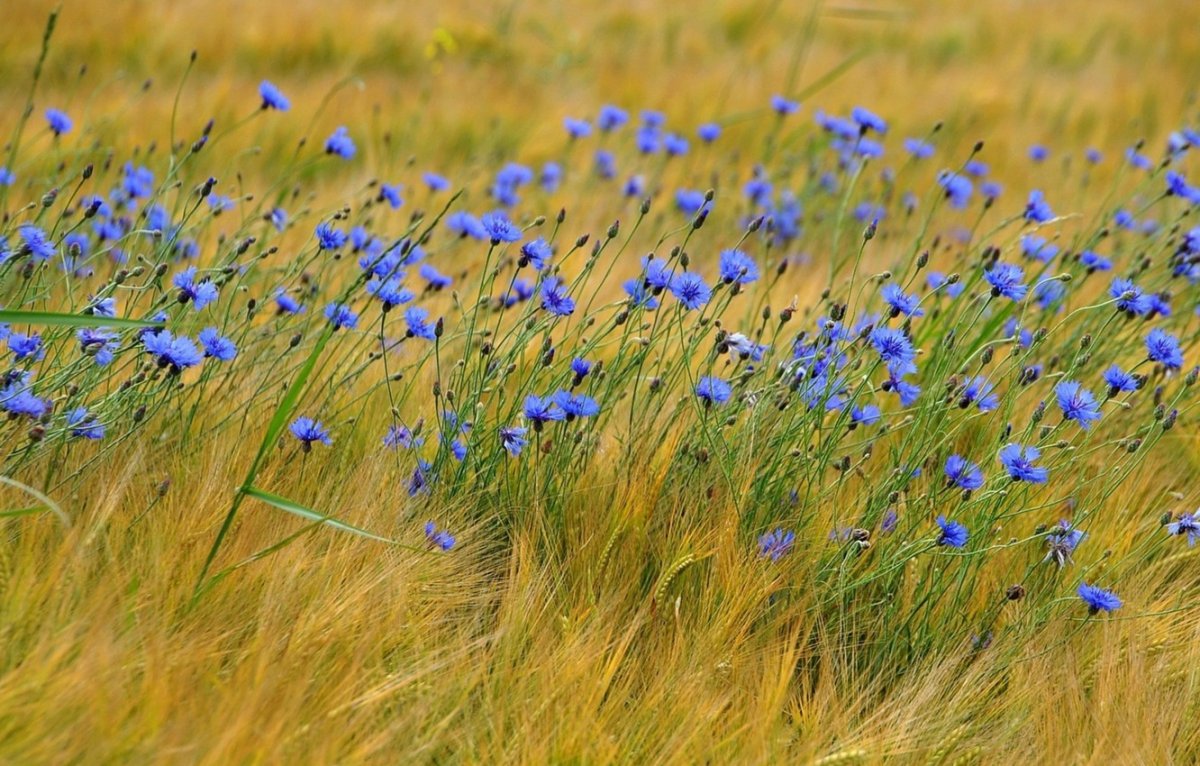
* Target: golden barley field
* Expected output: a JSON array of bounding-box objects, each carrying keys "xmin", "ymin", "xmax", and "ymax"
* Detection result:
[{"xmin": 2, "ymin": 1, "xmax": 1200, "ymax": 764}]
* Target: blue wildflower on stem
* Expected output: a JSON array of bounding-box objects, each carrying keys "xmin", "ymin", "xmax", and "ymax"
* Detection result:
[
  {"xmin": 1077, "ymin": 583, "xmax": 1121, "ymax": 615},
  {"xmin": 758, "ymin": 528, "xmax": 795, "ymax": 560},
  {"xmin": 936, "ymin": 516, "xmax": 969, "ymax": 547},
  {"xmin": 258, "ymin": 80, "xmax": 290, "ymax": 111},
  {"xmin": 1054, "ymin": 381, "xmax": 1101, "ymax": 429},
  {"xmin": 289, "ymin": 417, "xmax": 332, "ymax": 452},
  {"xmin": 425, "ymin": 522, "xmax": 455, "ymax": 551},
  {"xmin": 999, "ymin": 444, "xmax": 1048, "ymax": 483}
]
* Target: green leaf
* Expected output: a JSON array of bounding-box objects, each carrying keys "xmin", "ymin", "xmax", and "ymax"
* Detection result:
[
  {"xmin": 242, "ymin": 485, "xmax": 415, "ymax": 547},
  {"xmin": 0, "ymin": 309, "xmax": 164, "ymax": 329},
  {"xmin": 0, "ymin": 475, "xmax": 69, "ymax": 526}
]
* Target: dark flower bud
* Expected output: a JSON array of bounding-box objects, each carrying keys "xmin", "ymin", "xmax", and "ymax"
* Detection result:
[
  {"xmin": 1006, "ymin": 584, "xmax": 1026, "ymax": 601},
  {"xmin": 606, "ymin": 220, "xmax": 620, "ymax": 239},
  {"xmin": 575, "ymin": 234, "xmax": 589, "ymax": 248}
]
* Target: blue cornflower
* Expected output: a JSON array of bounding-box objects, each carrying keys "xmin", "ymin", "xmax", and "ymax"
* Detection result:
[
  {"xmin": 697, "ymin": 123, "xmax": 721, "ymax": 142},
  {"xmin": 404, "ymin": 306, "xmax": 437, "ymax": 340},
  {"xmin": 502, "ymin": 278, "xmax": 535, "ymax": 307},
  {"xmin": 594, "ymin": 149, "xmax": 617, "ymax": 179},
  {"xmin": 669, "ymin": 272, "xmax": 711, "ymax": 310},
  {"xmin": 316, "ymin": 222, "xmax": 348, "ymax": 251},
  {"xmin": 869, "ymin": 327, "xmax": 917, "ymax": 376},
  {"xmin": 623, "ymin": 278, "xmax": 659, "ymax": 310},
  {"xmin": 1021, "ymin": 234, "xmax": 1059, "ymax": 263},
  {"xmin": 1029, "ymin": 144, "xmax": 1049, "ymax": 162},
  {"xmin": 480, "ymin": 211, "xmax": 522, "ymax": 244},
  {"xmin": 143, "ymin": 329, "xmax": 203, "ymax": 372},
  {"xmin": 66, "ymin": 407, "xmax": 105, "ymax": 440},
  {"xmin": 850, "ymin": 404, "xmax": 881, "ymax": 427},
  {"xmin": 1103, "ymin": 365, "xmax": 1140, "ymax": 395},
  {"xmin": 758, "ymin": 528, "xmax": 795, "ymax": 560},
  {"xmin": 1110, "ymin": 278, "xmax": 1151, "ymax": 316},
  {"xmin": 964, "ymin": 160, "xmax": 989, "ymax": 177},
  {"xmin": 366, "ymin": 277, "xmax": 414, "ymax": 310},
  {"xmin": 324, "ymin": 126, "xmax": 356, "ymax": 158},
  {"xmin": 1166, "ymin": 171, "xmax": 1200, "ymax": 204},
  {"xmin": 1055, "ymin": 380, "xmax": 1101, "ymax": 429},
  {"xmin": 551, "ymin": 390, "xmax": 600, "ymax": 420},
  {"xmin": 273, "ymin": 288, "xmax": 304, "ymax": 315},
  {"xmin": 696, "ymin": 376, "xmax": 733, "ymax": 406},
  {"xmin": 324, "ymin": 302, "xmax": 359, "ymax": 330},
  {"xmin": 1045, "ymin": 520, "xmax": 1085, "ymax": 567},
  {"xmin": 423, "ymin": 172, "xmax": 450, "ymax": 191},
  {"xmin": 519, "ymin": 238, "xmax": 552, "ymax": 270},
  {"xmin": 45, "ymin": 108, "xmax": 72, "ymax": 135},
  {"xmin": 984, "ymin": 262, "xmax": 1028, "ymax": 301},
  {"xmin": 541, "ymin": 277, "xmax": 576, "ymax": 317},
  {"xmin": 19, "ymin": 225, "xmax": 56, "ymax": 261},
  {"xmin": 446, "ymin": 211, "xmax": 487, "ymax": 240},
  {"xmin": 424, "ymin": 521, "xmax": 455, "ymax": 551},
  {"xmin": 1077, "ymin": 582, "xmax": 1121, "ymax": 614},
  {"xmin": 926, "ymin": 272, "xmax": 964, "ymax": 299},
  {"xmin": 8, "ymin": 333, "xmax": 43, "ymax": 362},
  {"xmin": 880, "ymin": 283, "xmax": 924, "ymax": 318},
  {"xmin": 597, "ymin": 105, "xmax": 628, "ymax": 132},
  {"xmin": 725, "ymin": 332, "xmax": 767, "ymax": 361},
  {"xmin": 570, "ymin": 357, "xmax": 593, "ymax": 381},
  {"xmin": 936, "ymin": 516, "xmax": 969, "ymax": 548},
  {"xmin": 540, "ymin": 162, "xmax": 562, "ymax": 190},
  {"xmin": 383, "ymin": 424, "xmax": 422, "ymax": 450},
  {"xmin": 663, "ymin": 133, "xmax": 689, "ymax": 156},
  {"xmin": 675, "ymin": 189, "xmax": 710, "ymax": 215},
  {"xmin": 408, "ymin": 459, "xmax": 432, "ymax": 496},
  {"xmin": 770, "ymin": 95, "xmax": 799, "ymax": 115},
  {"xmin": 523, "ymin": 394, "xmax": 565, "ymax": 430},
  {"xmin": 999, "ymin": 443, "xmax": 1048, "ymax": 483},
  {"xmin": 379, "ymin": 183, "xmax": 403, "ymax": 209},
  {"xmin": 258, "ymin": 80, "xmax": 289, "ymax": 111},
  {"xmin": 172, "ymin": 266, "xmax": 219, "ymax": 310},
  {"xmin": 1167, "ymin": 512, "xmax": 1200, "ymax": 546},
  {"xmin": 419, "ymin": 263, "xmax": 453, "ymax": 290},
  {"xmin": 564, "ymin": 117, "xmax": 592, "ymax": 138},
  {"xmin": 289, "ymin": 417, "xmax": 332, "ymax": 450},
  {"xmin": 77, "ymin": 328, "xmax": 119, "ymax": 366},
  {"xmin": 718, "ymin": 249, "xmax": 759, "ymax": 285},
  {"xmin": 904, "ymin": 138, "xmax": 934, "ymax": 159},
  {"xmin": 1079, "ymin": 250, "xmax": 1112, "ymax": 272},
  {"xmin": 937, "ymin": 170, "xmax": 973, "ymax": 209},
  {"xmin": 0, "ymin": 167, "xmax": 14, "ymax": 186},
  {"xmin": 960, "ymin": 376, "xmax": 999, "ymax": 411},
  {"xmin": 1146, "ymin": 328, "xmax": 1184, "ymax": 370},
  {"xmin": 499, "ymin": 425, "xmax": 528, "ymax": 457},
  {"xmin": 0, "ymin": 378, "xmax": 48, "ymax": 419},
  {"xmin": 945, "ymin": 455, "xmax": 984, "ymax": 491},
  {"xmin": 852, "ymin": 106, "xmax": 887, "ymax": 133},
  {"xmin": 643, "ymin": 257, "xmax": 674, "ymax": 291},
  {"xmin": 198, "ymin": 327, "xmax": 237, "ymax": 362}
]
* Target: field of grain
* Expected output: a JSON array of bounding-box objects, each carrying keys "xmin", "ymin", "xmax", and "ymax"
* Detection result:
[{"xmin": 1, "ymin": 1, "xmax": 1200, "ymax": 763}]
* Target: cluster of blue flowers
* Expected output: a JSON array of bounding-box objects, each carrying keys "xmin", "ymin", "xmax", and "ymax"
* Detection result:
[{"xmin": 5, "ymin": 76, "xmax": 1200, "ymax": 630}]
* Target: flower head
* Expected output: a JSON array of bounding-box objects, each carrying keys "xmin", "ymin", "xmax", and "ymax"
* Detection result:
[
  {"xmin": 143, "ymin": 330, "xmax": 203, "ymax": 373},
  {"xmin": 324, "ymin": 302, "xmax": 359, "ymax": 330},
  {"xmin": 936, "ymin": 516, "xmax": 969, "ymax": 548},
  {"xmin": 758, "ymin": 528, "xmax": 795, "ymax": 560},
  {"xmin": 669, "ymin": 272, "xmax": 711, "ymax": 310},
  {"xmin": 1146, "ymin": 328, "xmax": 1183, "ymax": 370},
  {"xmin": 540, "ymin": 277, "xmax": 576, "ymax": 317},
  {"xmin": 1055, "ymin": 380, "xmax": 1101, "ymax": 429},
  {"xmin": 999, "ymin": 443, "xmax": 1048, "ymax": 483},
  {"xmin": 1077, "ymin": 582, "xmax": 1121, "ymax": 614},
  {"xmin": 198, "ymin": 327, "xmax": 237, "ymax": 362},
  {"xmin": 424, "ymin": 521, "xmax": 456, "ymax": 551},
  {"xmin": 172, "ymin": 266, "xmax": 220, "ymax": 310},
  {"xmin": 696, "ymin": 376, "xmax": 733, "ymax": 406},
  {"xmin": 324, "ymin": 127, "xmax": 356, "ymax": 159},
  {"xmin": 1167, "ymin": 512, "xmax": 1200, "ymax": 546},
  {"xmin": 66, "ymin": 407, "xmax": 105, "ymax": 440},
  {"xmin": 45, "ymin": 108, "xmax": 72, "ymax": 135},
  {"xmin": 984, "ymin": 263, "xmax": 1028, "ymax": 301},
  {"xmin": 945, "ymin": 455, "xmax": 984, "ymax": 491},
  {"xmin": 499, "ymin": 426, "xmax": 528, "ymax": 457},
  {"xmin": 259, "ymin": 80, "xmax": 290, "ymax": 111},
  {"xmin": 289, "ymin": 417, "xmax": 332, "ymax": 450}
]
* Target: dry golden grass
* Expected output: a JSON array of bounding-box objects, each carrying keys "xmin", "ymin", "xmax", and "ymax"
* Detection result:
[{"xmin": 2, "ymin": 1, "xmax": 1200, "ymax": 763}]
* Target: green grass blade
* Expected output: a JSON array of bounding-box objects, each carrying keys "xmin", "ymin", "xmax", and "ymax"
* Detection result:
[
  {"xmin": 0, "ymin": 309, "xmax": 165, "ymax": 329},
  {"xmin": 242, "ymin": 485, "xmax": 413, "ymax": 547},
  {"xmin": 0, "ymin": 476, "xmax": 70, "ymax": 526}
]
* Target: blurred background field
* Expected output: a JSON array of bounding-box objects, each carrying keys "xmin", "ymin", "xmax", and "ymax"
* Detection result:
[
  {"xmin": 2, "ymin": 1, "xmax": 1200, "ymax": 764},
  {"xmin": 4, "ymin": 0, "xmax": 1199, "ymax": 179}
]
